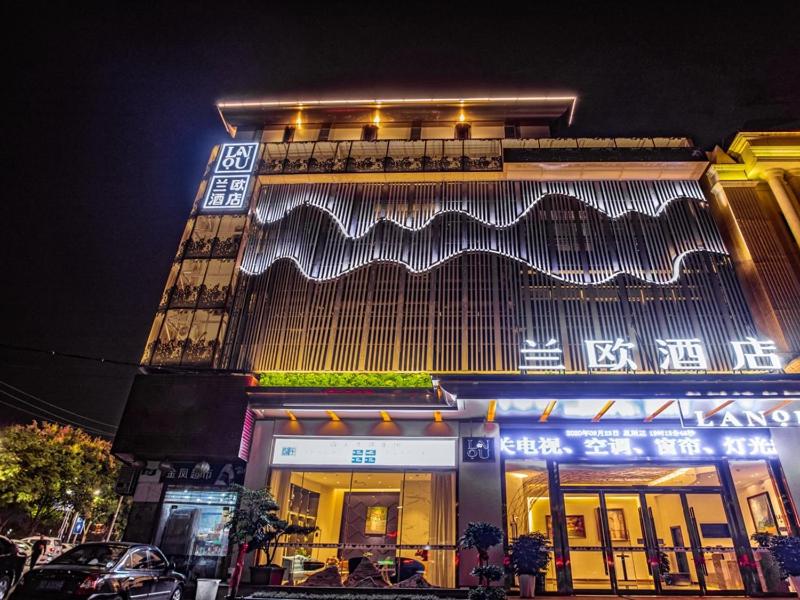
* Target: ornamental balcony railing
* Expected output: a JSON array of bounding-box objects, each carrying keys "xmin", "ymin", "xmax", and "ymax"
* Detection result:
[
  {"xmin": 258, "ymin": 139, "xmax": 503, "ymax": 175},
  {"xmin": 257, "ymin": 137, "xmax": 702, "ymax": 175},
  {"xmin": 181, "ymin": 235, "xmax": 241, "ymax": 259}
]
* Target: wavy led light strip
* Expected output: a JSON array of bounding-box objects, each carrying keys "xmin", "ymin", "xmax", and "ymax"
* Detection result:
[
  {"xmin": 254, "ymin": 180, "xmax": 706, "ymax": 238},
  {"xmin": 255, "ymin": 192, "xmax": 707, "ymax": 240},
  {"xmin": 239, "ymin": 248, "xmax": 728, "ymax": 286}
]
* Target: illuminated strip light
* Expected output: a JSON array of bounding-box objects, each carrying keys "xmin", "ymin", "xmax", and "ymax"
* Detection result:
[
  {"xmin": 486, "ymin": 400, "xmax": 497, "ymax": 423},
  {"xmin": 703, "ymin": 400, "xmax": 735, "ymax": 419},
  {"xmin": 285, "ymin": 409, "xmax": 297, "ymax": 421},
  {"xmin": 255, "ymin": 180, "xmax": 707, "ymax": 230},
  {"xmin": 764, "ymin": 400, "xmax": 794, "ymax": 415},
  {"xmin": 380, "ymin": 410, "xmax": 392, "ymax": 422},
  {"xmin": 592, "ymin": 400, "xmax": 616, "ymax": 422},
  {"xmin": 254, "ymin": 193, "xmax": 708, "ymax": 238},
  {"xmin": 326, "ymin": 410, "xmax": 341, "ymax": 422},
  {"xmin": 539, "ymin": 400, "xmax": 558, "ymax": 423},
  {"xmin": 643, "ymin": 400, "xmax": 674, "ymax": 423},
  {"xmin": 218, "ymin": 95, "xmax": 579, "ymax": 126},
  {"xmin": 239, "ymin": 249, "xmax": 730, "ymax": 287}
]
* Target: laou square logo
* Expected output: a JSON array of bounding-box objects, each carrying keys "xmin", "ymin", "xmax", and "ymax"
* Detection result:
[
  {"xmin": 215, "ymin": 143, "xmax": 259, "ymax": 174},
  {"xmin": 351, "ymin": 448, "xmax": 377, "ymax": 464}
]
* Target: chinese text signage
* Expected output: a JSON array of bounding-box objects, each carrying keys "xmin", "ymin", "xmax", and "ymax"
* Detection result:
[
  {"xmin": 271, "ymin": 436, "xmax": 457, "ymax": 468},
  {"xmin": 520, "ymin": 337, "xmax": 782, "ymax": 372},
  {"xmin": 201, "ymin": 143, "xmax": 260, "ymax": 212},
  {"xmin": 500, "ymin": 428, "xmax": 777, "ymax": 459}
]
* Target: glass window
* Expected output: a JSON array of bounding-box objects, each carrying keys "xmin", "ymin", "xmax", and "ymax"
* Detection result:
[
  {"xmin": 155, "ymin": 488, "xmax": 237, "ymax": 584},
  {"xmin": 147, "ymin": 549, "xmax": 167, "ymax": 569},
  {"xmin": 186, "ymin": 216, "xmax": 219, "ymax": 257},
  {"xmin": 212, "ymin": 215, "xmax": 245, "ymax": 257},
  {"xmin": 503, "ymin": 460, "xmax": 556, "ymax": 591},
  {"xmin": 731, "ymin": 460, "xmax": 792, "ymax": 593},
  {"xmin": 172, "ymin": 260, "xmax": 208, "ymax": 308},
  {"xmin": 268, "ymin": 470, "xmax": 455, "ymax": 587},
  {"xmin": 152, "ymin": 309, "xmax": 192, "ymax": 365},
  {"xmin": 731, "ymin": 460, "xmax": 790, "ymax": 538},
  {"xmin": 126, "ymin": 549, "xmax": 149, "ymax": 569},
  {"xmin": 198, "ymin": 260, "xmax": 233, "ymax": 307},
  {"xmin": 51, "ymin": 544, "xmax": 127, "ymax": 567},
  {"xmin": 558, "ymin": 464, "xmax": 720, "ymax": 487}
]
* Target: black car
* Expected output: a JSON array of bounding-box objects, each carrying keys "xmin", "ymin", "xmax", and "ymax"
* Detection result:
[
  {"xmin": 0, "ymin": 536, "xmax": 26, "ymax": 600},
  {"xmin": 11, "ymin": 542, "xmax": 184, "ymax": 599}
]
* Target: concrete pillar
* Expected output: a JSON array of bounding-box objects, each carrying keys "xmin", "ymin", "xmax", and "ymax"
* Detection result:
[
  {"xmin": 764, "ymin": 168, "xmax": 800, "ymax": 250},
  {"xmin": 770, "ymin": 428, "xmax": 800, "ymax": 512},
  {"xmin": 457, "ymin": 421, "xmax": 504, "ymax": 586},
  {"xmin": 787, "ymin": 169, "xmax": 800, "ymax": 201},
  {"xmin": 240, "ymin": 420, "xmax": 276, "ymax": 582}
]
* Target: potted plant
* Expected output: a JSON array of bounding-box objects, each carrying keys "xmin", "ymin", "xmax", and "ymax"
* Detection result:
[
  {"xmin": 768, "ymin": 535, "xmax": 800, "ymax": 596},
  {"xmin": 508, "ymin": 533, "xmax": 550, "ymax": 598},
  {"xmin": 752, "ymin": 533, "xmax": 787, "ymax": 592},
  {"xmin": 459, "ymin": 521, "xmax": 505, "ymax": 600},
  {"xmin": 225, "ymin": 485, "xmax": 316, "ymax": 597}
]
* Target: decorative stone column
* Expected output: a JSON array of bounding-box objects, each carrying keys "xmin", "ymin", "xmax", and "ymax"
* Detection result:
[{"xmin": 764, "ymin": 168, "xmax": 800, "ymax": 249}]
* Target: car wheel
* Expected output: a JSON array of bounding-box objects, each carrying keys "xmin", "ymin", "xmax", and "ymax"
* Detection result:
[
  {"xmin": 0, "ymin": 576, "xmax": 10, "ymax": 600},
  {"xmin": 170, "ymin": 585, "xmax": 183, "ymax": 600}
]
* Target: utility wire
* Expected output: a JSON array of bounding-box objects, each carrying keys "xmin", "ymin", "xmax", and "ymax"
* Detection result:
[
  {"xmin": 0, "ymin": 388, "xmax": 116, "ymax": 436},
  {"xmin": 0, "ymin": 342, "xmax": 251, "ymax": 374},
  {"xmin": 0, "ymin": 380, "xmax": 118, "ymax": 428},
  {"xmin": 0, "ymin": 396, "xmax": 114, "ymax": 438}
]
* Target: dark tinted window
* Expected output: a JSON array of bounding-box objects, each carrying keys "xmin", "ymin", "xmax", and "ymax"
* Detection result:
[
  {"xmin": 147, "ymin": 549, "xmax": 167, "ymax": 569},
  {"xmin": 126, "ymin": 549, "xmax": 149, "ymax": 569},
  {"xmin": 51, "ymin": 544, "xmax": 127, "ymax": 567}
]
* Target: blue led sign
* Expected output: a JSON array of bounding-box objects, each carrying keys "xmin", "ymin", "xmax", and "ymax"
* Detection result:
[{"xmin": 500, "ymin": 428, "xmax": 777, "ymax": 459}]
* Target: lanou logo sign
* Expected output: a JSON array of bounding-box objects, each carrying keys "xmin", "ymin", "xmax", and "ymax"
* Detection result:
[{"xmin": 201, "ymin": 143, "xmax": 260, "ymax": 212}]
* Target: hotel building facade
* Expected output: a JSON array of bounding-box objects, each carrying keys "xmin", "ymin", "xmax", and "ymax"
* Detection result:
[{"xmin": 111, "ymin": 98, "xmax": 800, "ymax": 595}]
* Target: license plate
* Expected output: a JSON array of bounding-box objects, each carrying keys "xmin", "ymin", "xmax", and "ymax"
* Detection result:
[{"xmin": 37, "ymin": 580, "xmax": 63, "ymax": 591}]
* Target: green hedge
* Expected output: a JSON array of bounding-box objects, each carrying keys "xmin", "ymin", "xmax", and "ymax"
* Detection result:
[{"xmin": 256, "ymin": 371, "xmax": 432, "ymax": 389}]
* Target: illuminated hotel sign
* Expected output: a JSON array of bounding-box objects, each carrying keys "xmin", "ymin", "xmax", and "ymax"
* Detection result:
[
  {"xmin": 679, "ymin": 403, "xmax": 800, "ymax": 429},
  {"xmin": 201, "ymin": 143, "xmax": 260, "ymax": 212},
  {"xmin": 271, "ymin": 436, "xmax": 457, "ymax": 468},
  {"xmin": 500, "ymin": 428, "xmax": 777, "ymax": 459},
  {"xmin": 519, "ymin": 337, "xmax": 781, "ymax": 372}
]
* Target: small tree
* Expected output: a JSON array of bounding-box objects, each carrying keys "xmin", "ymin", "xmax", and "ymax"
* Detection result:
[
  {"xmin": 225, "ymin": 485, "xmax": 315, "ymax": 597},
  {"xmin": 459, "ymin": 521, "xmax": 505, "ymax": 600}
]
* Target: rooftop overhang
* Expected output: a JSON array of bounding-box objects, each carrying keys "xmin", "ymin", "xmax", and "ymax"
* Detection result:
[
  {"xmin": 216, "ymin": 95, "xmax": 577, "ymax": 133},
  {"xmin": 436, "ymin": 373, "xmax": 800, "ymax": 401}
]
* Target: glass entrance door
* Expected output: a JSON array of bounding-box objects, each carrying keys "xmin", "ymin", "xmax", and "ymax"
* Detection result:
[
  {"xmin": 685, "ymin": 494, "xmax": 744, "ymax": 592},
  {"xmin": 605, "ymin": 493, "xmax": 654, "ymax": 592},
  {"xmin": 645, "ymin": 492, "xmax": 703, "ymax": 592},
  {"xmin": 562, "ymin": 493, "xmax": 613, "ymax": 591}
]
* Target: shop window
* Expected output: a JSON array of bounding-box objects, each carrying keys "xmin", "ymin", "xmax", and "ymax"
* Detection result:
[
  {"xmin": 155, "ymin": 488, "xmax": 237, "ymax": 586},
  {"xmin": 503, "ymin": 460, "xmax": 557, "ymax": 592},
  {"xmin": 558, "ymin": 464, "xmax": 720, "ymax": 487},
  {"xmin": 731, "ymin": 460, "xmax": 790, "ymax": 537},
  {"xmin": 731, "ymin": 460, "xmax": 792, "ymax": 593},
  {"xmin": 267, "ymin": 470, "xmax": 456, "ymax": 587}
]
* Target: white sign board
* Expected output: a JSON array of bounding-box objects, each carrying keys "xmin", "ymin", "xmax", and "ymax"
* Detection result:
[{"xmin": 271, "ymin": 437, "xmax": 457, "ymax": 468}]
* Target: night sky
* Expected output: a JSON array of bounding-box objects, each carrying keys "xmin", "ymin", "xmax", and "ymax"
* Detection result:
[{"xmin": 3, "ymin": 2, "xmax": 799, "ymax": 436}]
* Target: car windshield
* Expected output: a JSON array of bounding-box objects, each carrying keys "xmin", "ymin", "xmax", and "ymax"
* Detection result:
[{"xmin": 50, "ymin": 544, "xmax": 128, "ymax": 568}]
